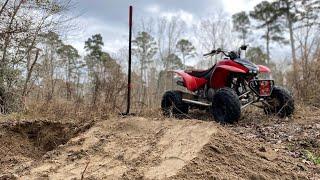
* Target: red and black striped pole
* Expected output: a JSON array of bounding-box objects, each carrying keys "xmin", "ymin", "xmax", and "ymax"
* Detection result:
[{"xmin": 124, "ymin": 6, "xmax": 133, "ymax": 115}]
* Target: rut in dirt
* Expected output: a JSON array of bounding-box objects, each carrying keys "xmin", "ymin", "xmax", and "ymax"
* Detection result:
[{"xmin": 0, "ymin": 119, "xmax": 93, "ymax": 174}]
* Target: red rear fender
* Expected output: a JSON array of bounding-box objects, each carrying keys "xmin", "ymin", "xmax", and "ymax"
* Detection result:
[{"xmin": 172, "ymin": 70, "xmax": 207, "ymax": 92}]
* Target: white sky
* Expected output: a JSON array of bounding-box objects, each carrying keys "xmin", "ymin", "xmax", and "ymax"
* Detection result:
[{"xmin": 65, "ymin": 0, "xmax": 290, "ymax": 66}]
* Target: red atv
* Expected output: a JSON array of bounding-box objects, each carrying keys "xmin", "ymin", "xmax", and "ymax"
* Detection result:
[{"xmin": 161, "ymin": 45, "xmax": 294, "ymax": 123}]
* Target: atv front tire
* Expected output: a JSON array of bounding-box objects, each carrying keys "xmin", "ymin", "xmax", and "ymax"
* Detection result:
[
  {"xmin": 264, "ymin": 86, "xmax": 294, "ymax": 118},
  {"xmin": 211, "ymin": 88, "xmax": 241, "ymax": 123},
  {"xmin": 161, "ymin": 91, "xmax": 188, "ymax": 117}
]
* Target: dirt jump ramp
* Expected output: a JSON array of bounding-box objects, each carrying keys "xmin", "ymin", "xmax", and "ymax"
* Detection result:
[{"xmin": 8, "ymin": 117, "xmax": 314, "ymax": 179}]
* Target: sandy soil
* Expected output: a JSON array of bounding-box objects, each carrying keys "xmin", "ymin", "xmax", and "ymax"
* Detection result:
[{"xmin": 0, "ymin": 110, "xmax": 319, "ymax": 179}]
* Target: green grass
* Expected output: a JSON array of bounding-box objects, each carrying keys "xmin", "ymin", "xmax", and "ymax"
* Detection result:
[{"xmin": 304, "ymin": 150, "xmax": 320, "ymax": 165}]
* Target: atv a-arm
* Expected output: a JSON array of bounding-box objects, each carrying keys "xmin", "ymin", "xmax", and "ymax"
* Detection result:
[{"xmin": 179, "ymin": 80, "xmax": 275, "ymax": 110}]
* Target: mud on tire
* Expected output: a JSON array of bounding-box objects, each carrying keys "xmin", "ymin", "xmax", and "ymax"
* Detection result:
[
  {"xmin": 161, "ymin": 91, "xmax": 188, "ymax": 117},
  {"xmin": 264, "ymin": 86, "xmax": 294, "ymax": 118},
  {"xmin": 211, "ymin": 88, "xmax": 241, "ymax": 124}
]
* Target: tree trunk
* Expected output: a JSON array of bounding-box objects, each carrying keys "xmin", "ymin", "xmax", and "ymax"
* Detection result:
[
  {"xmin": 66, "ymin": 59, "xmax": 72, "ymax": 100},
  {"xmin": 286, "ymin": 5, "xmax": 298, "ymax": 87},
  {"xmin": 22, "ymin": 50, "xmax": 39, "ymax": 97},
  {"xmin": 266, "ymin": 25, "xmax": 270, "ymax": 64},
  {"xmin": 140, "ymin": 57, "xmax": 144, "ymax": 103},
  {"xmin": 182, "ymin": 53, "xmax": 186, "ymax": 69}
]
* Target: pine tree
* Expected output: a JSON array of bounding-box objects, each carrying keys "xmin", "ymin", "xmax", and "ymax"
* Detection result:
[
  {"xmin": 232, "ymin": 11, "xmax": 251, "ymax": 45},
  {"xmin": 84, "ymin": 34, "xmax": 105, "ymax": 105},
  {"xmin": 246, "ymin": 47, "xmax": 268, "ymax": 65},
  {"xmin": 40, "ymin": 31, "xmax": 63, "ymax": 101},
  {"xmin": 132, "ymin": 31, "xmax": 157, "ymax": 103},
  {"xmin": 250, "ymin": 1, "xmax": 287, "ymax": 64},
  {"xmin": 176, "ymin": 39, "xmax": 195, "ymax": 69},
  {"xmin": 57, "ymin": 44, "xmax": 80, "ymax": 100}
]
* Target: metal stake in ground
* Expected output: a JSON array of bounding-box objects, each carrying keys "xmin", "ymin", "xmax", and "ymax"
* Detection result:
[{"xmin": 122, "ymin": 6, "xmax": 133, "ymax": 115}]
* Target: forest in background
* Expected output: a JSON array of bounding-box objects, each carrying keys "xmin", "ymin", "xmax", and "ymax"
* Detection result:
[{"xmin": 0, "ymin": 0, "xmax": 319, "ymax": 116}]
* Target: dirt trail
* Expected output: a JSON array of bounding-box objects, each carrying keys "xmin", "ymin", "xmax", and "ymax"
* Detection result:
[{"xmin": 0, "ymin": 114, "xmax": 319, "ymax": 179}]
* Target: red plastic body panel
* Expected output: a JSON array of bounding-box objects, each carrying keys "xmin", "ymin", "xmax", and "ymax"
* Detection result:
[
  {"xmin": 173, "ymin": 70, "xmax": 207, "ymax": 91},
  {"xmin": 210, "ymin": 60, "xmax": 248, "ymax": 89},
  {"xmin": 257, "ymin": 65, "xmax": 271, "ymax": 73},
  {"xmin": 173, "ymin": 60, "xmax": 272, "ymax": 92}
]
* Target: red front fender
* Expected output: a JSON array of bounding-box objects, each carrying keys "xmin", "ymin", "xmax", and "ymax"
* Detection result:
[
  {"xmin": 210, "ymin": 61, "xmax": 247, "ymax": 89},
  {"xmin": 218, "ymin": 65, "xmax": 247, "ymax": 73},
  {"xmin": 257, "ymin": 65, "xmax": 271, "ymax": 73}
]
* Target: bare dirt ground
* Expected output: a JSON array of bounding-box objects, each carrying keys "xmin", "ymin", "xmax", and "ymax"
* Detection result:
[{"xmin": 0, "ymin": 106, "xmax": 319, "ymax": 179}]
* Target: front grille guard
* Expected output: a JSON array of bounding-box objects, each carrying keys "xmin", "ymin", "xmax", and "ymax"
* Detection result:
[{"xmin": 248, "ymin": 79, "xmax": 274, "ymax": 97}]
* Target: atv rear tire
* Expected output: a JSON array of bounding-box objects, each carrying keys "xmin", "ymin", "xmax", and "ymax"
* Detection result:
[
  {"xmin": 264, "ymin": 86, "xmax": 294, "ymax": 118},
  {"xmin": 161, "ymin": 91, "xmax": 188, "ymax": 117},
  {"xmin": 211, "ymin": 88, "xmax": 241, "ymax": 123}
]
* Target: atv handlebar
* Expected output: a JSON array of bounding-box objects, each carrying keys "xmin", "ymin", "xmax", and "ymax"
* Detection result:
[
  {"xmin": 203, "ymin": 45, "xmax": 248, "ymax": 59},
  {"xmin": 203, "ymin": 50, "xmax": 217, "ymax": 56},
  {"xmin": 203, "ymin": 48, "xmax": 228, "ymax": 57}
]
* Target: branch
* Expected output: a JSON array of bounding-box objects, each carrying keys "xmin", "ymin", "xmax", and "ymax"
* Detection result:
[{"xmin": 0, "ymin": 0, "xmax": 9, "ymax": 17}]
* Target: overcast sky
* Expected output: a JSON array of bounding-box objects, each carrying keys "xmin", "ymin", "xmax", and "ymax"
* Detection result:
[{"xmin": 65, "ymin": 0, "xmax": 290, "ymax": 65}]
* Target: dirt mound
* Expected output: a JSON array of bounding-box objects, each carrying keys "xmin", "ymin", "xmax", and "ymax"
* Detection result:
[
  {"xmin": 172, "ymin": 130, "xmax": 310, "ymax": 179},
  {"xmin": 1, "ymin": 116, "xmax": 315, "ymax": 179},
  {"xmin": 15, "ymin": 118, "xmax": 217, "ymax": 179},
  {"xmin": 0, "ymin": 119, "xmax": 92, "ymax": 175}
]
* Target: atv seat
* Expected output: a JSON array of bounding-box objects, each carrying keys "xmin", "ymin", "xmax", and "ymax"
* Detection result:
[{"xmin": 185, "ymin": 66, "xmax": 214, "ymax": 79}]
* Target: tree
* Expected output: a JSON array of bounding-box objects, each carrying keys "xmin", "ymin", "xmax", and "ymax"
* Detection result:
[
  {"xmin": 293, "ymin": 0, "xmax": 320, "ymax": 98},
  {"xmin": 246, "ymin": 47, "xmax": 268, "ymax": 65},
  {"xmin": 250, "ymin": 1, "xmax": 287, "ymax": 64},
  {"xmin": 156, "ymin": 17, "xmax": 184, "ymax": 71},
  {"xmin": 176, "ymin": 39, "xmax": 195, "ymax": 69},
  {"xmin": 22, "ymin": 49, "xmax": 40, "ymax": 97},
  {"xmin": 158, "ymin": 53, "xmax": 183, "ymax": 91},
  {"xmin": 0, "ymin": 0, "xmax": 77, "ymax": 112},
  {"xmin": 84, "ymin": 34, "xmax": 105, "ymax": 105},
  {"xmin": 132, "ymin": 31, "xmax": 157, "ymax": 103},
  {"xmin": 57, "ymin": 44, "xmax": 80, "ymax": 100},
  {"xmin": 195, "ymin": 11, "xmax": 232, "ymax": 67},
  {"xmin": 232, "ymin": 11, "xmax": 251, "ymax": 45},
  {"xmin": 272, "ymin": 0, "xmax": 300, "ymax": 86},
  {"xmin": 276, "ymin": 0, "xmax": 298, "ymax": 63},
  {"xmin": 167, "ymin": 53, "xmax": 183, "ymax": 69},
  {"xmin": 40, "ymin": 31, "xmax": 63, "ymax": 101},
  {"xmin": 84, "ymin": 34, "xmax": 124, "ymax": 107},
  {"xmin": 84, "ymin": 34, "xmax": 104, "ymax": 60},
  {"xmin": 156, "ymin": 17, "xmax": 184, "ymax": 97}
]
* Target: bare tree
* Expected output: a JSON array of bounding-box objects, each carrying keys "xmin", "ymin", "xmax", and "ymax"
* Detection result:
[
  {"xmin": 156, "ymin": 17, "xmax": 184, "ymax": 95},
  {"xmin": 194, "ymin": 11, "xmax": 234, "ymax": 68}
]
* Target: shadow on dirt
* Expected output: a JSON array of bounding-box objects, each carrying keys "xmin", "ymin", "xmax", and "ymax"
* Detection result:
[{"xmin": 0, "ymin": 120, "xmax": 93, "ymax": 173}]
